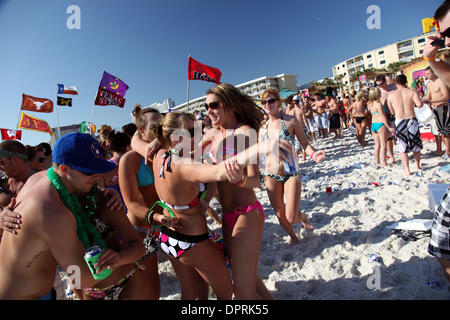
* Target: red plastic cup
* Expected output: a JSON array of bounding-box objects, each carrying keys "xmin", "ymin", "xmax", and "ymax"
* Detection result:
[{"xmin": 326, "ymin": 187, "xmax": 332, "ymax": 194}]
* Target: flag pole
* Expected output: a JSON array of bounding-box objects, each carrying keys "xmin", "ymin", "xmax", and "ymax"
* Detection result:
[
  {"xmin": 186, "ymin": 54, "xmax": 190, "ymax": 112},
  {"xmin": 56, "ymin": 86, "xmax": 62, "ymax": 140},
  {"xmin": 15, "ymin": 107, "xmax": 22, "ymax": 140}
]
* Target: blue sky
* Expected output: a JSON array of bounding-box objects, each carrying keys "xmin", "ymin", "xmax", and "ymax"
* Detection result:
[{"xmin": 0, "ymin": 0, "xmax": 442, "ymax": 146}]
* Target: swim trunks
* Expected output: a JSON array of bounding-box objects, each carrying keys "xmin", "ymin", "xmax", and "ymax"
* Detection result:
[
  {"xmin": 394, "ymin": 118, "xmax": 423, "ymax": 153},
  {"xmin": 428, "ymin": 186, "xmax": 450, "ymax": 260},
  {"xmin": 432, "ymin": 104, "xmax": 450, "ymax": 136}
]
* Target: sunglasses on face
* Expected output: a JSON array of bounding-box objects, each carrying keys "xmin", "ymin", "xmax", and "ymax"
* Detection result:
[
  {"xmin": 440, "ymin": 26, "xmax": 450, "ymax": 39},
  {"xmin": 204, "ymin": 101, "xmax": 220, "ymax": 111},
  {"xmin": 261, "ymin": 98, "xmax": 277, "ymax": 105},
  {"xmin": 37, "ymin": 157, "xmax": 45, "ymax": 163}
]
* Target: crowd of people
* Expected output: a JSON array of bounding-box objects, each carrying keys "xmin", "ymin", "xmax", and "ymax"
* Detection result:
[{"xmin": 0, "ymin": 0, "xmax": 449, "ymax": 301}]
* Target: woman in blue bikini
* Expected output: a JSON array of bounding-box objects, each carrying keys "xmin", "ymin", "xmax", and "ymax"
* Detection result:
[
  {"xmin": 119, "ymin": 105, "xmax": 164, "ymax": 299},
  {"xmin": 259, "ymin": 88, "xmax": 325, "ymax": 245},
  {"xmin": 367, "ymin": 88, "xmax": 395, "ymax": 167}
]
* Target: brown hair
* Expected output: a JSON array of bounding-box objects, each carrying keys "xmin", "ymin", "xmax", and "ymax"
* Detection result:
[
  {"xmin": 132, "ymin": 104, "xmax": 161, "ymax": 130},
  {"xmin": 206, "ymin": 83, "xmax": 263, "ymax": 131},
  {"xmin": 0, "ymin": 140, "xmax": 30, "ymax": 161},
  {"xmin": 105, "ymin": 130, "xmax": 131, "ymax": 154}
]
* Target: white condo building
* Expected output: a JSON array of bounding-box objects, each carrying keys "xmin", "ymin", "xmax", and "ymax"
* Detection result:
[
  {"xmin": 172, "ymin": 74, "xmax": 298, "ymax": 113},
  {"xmin": 332, "ymin": 32, "xmax": 433, "ymax": 88}
]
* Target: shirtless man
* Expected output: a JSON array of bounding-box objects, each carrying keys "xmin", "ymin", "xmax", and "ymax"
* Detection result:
[
  {"xmin": 376, "ymin": 75, "xmax": 397, "ymax": 163},
  {"xmin": 326, "ymin": 95, "xmax": 342, "ymax": 139},
  {"xmin": 387, "ymin": 75, "xmax": 424, "ymax": 176},
  {"xmin": 313, "ymin": 93, "xmax": 329, "ymax": 138},
  {"xmin": 302, "ymin": 96, "xmax": 317, "ymax": 142},
  {"xmin": 424, "ymin": 66, "xmax": 450, "ymax": 158},
  {"xmin": 0, "ymin": 133, "xmax": 152, "ymax": 300},
  {"xmin": 0, "ymin": 141, "xmax": 35, "ymax": 239}
]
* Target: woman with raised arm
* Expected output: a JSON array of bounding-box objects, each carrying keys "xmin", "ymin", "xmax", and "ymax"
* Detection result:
[{"xmin": 148, "ymin": 112, "xmax": 245, "ymax": 300}]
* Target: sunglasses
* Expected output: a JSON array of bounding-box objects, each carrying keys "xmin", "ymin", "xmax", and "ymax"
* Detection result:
[
  {"xmin": 261, "ymin": 98, "xmax": 277, "ymax": 105},
  {"xmin": 440, "ymin": 26, "xmax": 450, "ymax": 39},
  {"xmin": 204, "ymin": 101, "xmax": 220, "ymax": 111},
  {"xmin": 37, "ymin": 157, "xmax": 46, "ymax": 163}
]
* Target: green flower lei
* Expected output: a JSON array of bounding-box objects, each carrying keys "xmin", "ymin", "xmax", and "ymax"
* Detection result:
[{"xmin": 46, "ymin": 167, "xmax": 107, "ymax": 251}]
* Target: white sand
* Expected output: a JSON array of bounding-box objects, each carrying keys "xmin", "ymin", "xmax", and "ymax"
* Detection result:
[{"xmin": 156, "ymin": 127, "xmax": 450, "ymax": 300}]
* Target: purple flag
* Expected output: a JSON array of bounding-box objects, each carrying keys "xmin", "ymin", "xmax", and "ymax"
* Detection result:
[{"xmin": 99, "ymin": 71, "xmax": 129, "ymax": 98}]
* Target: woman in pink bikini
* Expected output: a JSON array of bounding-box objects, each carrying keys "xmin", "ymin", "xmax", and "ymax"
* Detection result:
[{"xmin": 203, "ymin": 83, "xmax": 273, "ymax": 299}]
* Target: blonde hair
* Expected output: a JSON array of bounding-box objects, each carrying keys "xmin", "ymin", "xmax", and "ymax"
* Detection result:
[
  {"xmin": 368, "ymin": 87, "xmax": 381, "ymax": 103},
  {"xmin": 151, "ymin": 112, "xmax": 191, "ymax": 148},
  {"xmin": 207, "ymin": 83, "xmax": 263, "ymax": 131}
]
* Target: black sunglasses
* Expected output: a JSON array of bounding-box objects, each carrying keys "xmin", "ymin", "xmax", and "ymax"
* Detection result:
[
  {"xmin": 440, "ymin": 26, "xmax": 450, "ymax": 39},
  {"xmin": 261, "ymin": 98, "xmax": 277, "ymax": 105},
  {"xmin": 204, "ymin": 101, "xmax": 220, "ymax": 111},
  {"xmin": 37, "ymin": 157, "xmax": 45, "ymax": 163}
]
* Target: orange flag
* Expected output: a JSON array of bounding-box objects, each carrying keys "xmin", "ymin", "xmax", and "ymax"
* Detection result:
[
  {"xmin": 18, "ymin": 112, "xmax": 53, "ymax": 135},
  {"xmin": 21, "ymin": 94, "xmax": 53, "ymax": 113}
]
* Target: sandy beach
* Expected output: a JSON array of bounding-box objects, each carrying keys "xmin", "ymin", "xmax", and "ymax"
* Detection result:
[
  {"xmin": 155, "ymin": 127, "xmax": 450, "ymax": 300},
  {"xmin": 54, "ymin": 126, "xmax": 450, "ymax": 300}
]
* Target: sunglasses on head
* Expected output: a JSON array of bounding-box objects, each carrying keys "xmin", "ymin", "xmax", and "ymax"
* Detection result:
[
  {"xmin": 261, "ymin": 98, "xmax": 277, "ymax": 105},
  {"xmin": 204, "ymin": 101, "xmax": 220, "ymax": 111}
]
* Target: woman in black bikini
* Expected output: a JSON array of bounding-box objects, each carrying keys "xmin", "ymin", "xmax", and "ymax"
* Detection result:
[{"xmin": 348, "ymin": 91, "xmax": 370, "ymax": 146}]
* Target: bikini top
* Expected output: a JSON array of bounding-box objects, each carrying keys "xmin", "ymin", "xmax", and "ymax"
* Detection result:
[
  {"xmin": 159, "ymin": 149, "xmax": 208, "ymax": 211},
  {"xmin": 137, "ymin": 157, "xmax": 154, "ymax": 187},
  {"xmin": 208, "ymin": 122, "xmax": 239, "ymax": 165},
  {"xmin": 264, "ymin": 113, "xmax": 296, "ymax": 145}
]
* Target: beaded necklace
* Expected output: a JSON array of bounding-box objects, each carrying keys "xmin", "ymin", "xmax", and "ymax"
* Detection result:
[{"xmin": 46, "ymin": 167, "xmax": 107, "ymax": 250}]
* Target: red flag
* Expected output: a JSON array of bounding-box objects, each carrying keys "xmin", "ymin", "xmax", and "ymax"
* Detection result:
[
  {"xmin": 21, "ymin": 94, "xmax": 53, "ymax": 113},
  {"xmin": 188, "ymin": 56, "xmax": 222, "ymax": 84},
  {"xmin": 94, "ymin": 87, "xmax": 126, "ymax": 108},
  {"xmin": 1, "ymin": 129, "xmax": 22, "ymax": 140},
  {"xmin": 17, "ymin": 112, "xmax": 53, "ymax": 135}
]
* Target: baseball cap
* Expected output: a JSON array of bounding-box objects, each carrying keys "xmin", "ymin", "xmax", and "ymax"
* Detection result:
[
  {"xmin": 293, "ymin": 95, "xmax": 300, "ymax": 101},
  {"xmin": 53, "ymin": 133, "xmax": 117, "ymax": 174}
]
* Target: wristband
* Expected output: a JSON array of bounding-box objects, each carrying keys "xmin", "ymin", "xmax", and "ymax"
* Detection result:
[
  {"xmin": 236, "ymin": 175, "xmax": 246, "ymax": 187},
  {"xmin": 423, "ymin": 55, "xmax": 437, "ymax": 62},
  {"xmin": 310, "ymin": 152, "xmax": 315, "ymax": 160}
]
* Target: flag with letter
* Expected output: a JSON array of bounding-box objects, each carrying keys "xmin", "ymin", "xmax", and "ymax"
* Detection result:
[
  {"xmin": 21, "ymin": 94, "xmax": 53, "ymax": 113},
  {"xmin": 57, "ymin": 84, "xmax": 78, "ymax": 95},
  {"xmin": 94, "ymin": 88, "xmax": 126, "ymax": 108},
  {"xmin": 1, "ymin": 129, "xmax": 21, "ymax": 140},
  {"xmin": 57, "ymin": 96, "xmax": 72, "ymax": 107},
  {"xmin": 18, "ymin": 112, "xmax": 53, "ymax": 135},
  {"xmin": 188, "ymin": 56, "xmax": 222, "ymax": 84},
  {"xmin": 99, "ymin": 71, "xmax": 129, "ymax": 98}
]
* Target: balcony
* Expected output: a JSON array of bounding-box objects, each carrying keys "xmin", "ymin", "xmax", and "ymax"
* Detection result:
[
  {"xmin": 355, "ymin": 60, "xmax": 365, "ymax": 67},
  {"xmin": 398, "ymin": 45, "xmax": 413, "ymax": 54},
  {"xmin": 347, "ymin": 63, "xmax": 355, "ymax": 69}
]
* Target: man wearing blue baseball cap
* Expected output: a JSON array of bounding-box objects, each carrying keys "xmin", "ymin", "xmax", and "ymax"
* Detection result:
[{"xmin": 0, "ymin": 133, "xmax": 154, "ymax": 300}]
